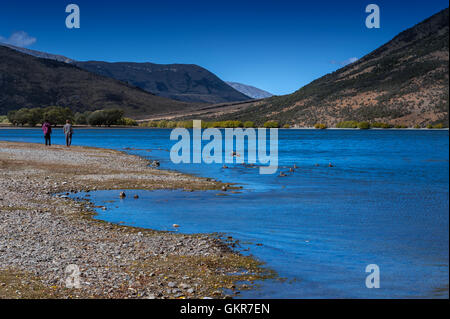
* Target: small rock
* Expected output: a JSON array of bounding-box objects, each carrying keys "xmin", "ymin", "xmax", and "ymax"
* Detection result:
[
  {"xmin": 151, "ymin": 160, "xmax": 160, "ymax": 167},
  {"xmin": 168, "ymin": 282, "xmax": 176, "ymax": 288}
]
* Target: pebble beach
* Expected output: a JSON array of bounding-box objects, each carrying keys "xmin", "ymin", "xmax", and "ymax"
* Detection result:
[{"xmin": 0, "ymin": 141, "xmax": 268, "ymax": 299}]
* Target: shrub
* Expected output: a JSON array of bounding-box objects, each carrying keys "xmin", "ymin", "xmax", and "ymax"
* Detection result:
[
  {"xmin": 157, "ymin": 120, "xmax": 168, "ymax": 128},
  {"xmin": 7, "ymin": 107, "xmax": 46, "ymax": 126},
  {"xmin": 263, "ymin": 121, "xmax": 279, "ymax": 128},
  {"xmin": 282, "ymin": 124, "xmax": 291, "ymax": 128},
  {"xmin": 87, "ymin": 108, "xmax": 124, "ymax": 126},
  {"xmin": 176, "ymin": 120, "xmax": 193, "ymax": 128},
  {"xmin": 74, "ymin": 111, "xmax": 92, "ymax": 125},
  {"xmin": 433, "ymin": 123, "xmax": 444, "ymax": 129},
  {"xmin": 243, "ymin": 121, "xmax": 255, "ymax": 128},
  {"xmin": 146, "ymin": 121, "xmax": 159, "ymax": 128},
  {"xmin": 357, "ymin": 122, "xmax": 371, "ymax": 129},
  {"xmin": 219, "ymin": 121, "xmax": 243, "ymax": 128},
  {"xmin": 426, "ymin": 124, "xmax": 434, "ymax": 129},
  {"xmin": 0, "ymin": 115, "xmax": 10, "ymax": 124},
  {"xmin": 314, "ymin": 123, "xmax": 327, "ymax": 129},
  {"xmin": 167, "ymin": 121, "xmax": 174, "ymax": 128},
  {"xmin": 372, "ymin": 122, "xmax": 393, "ymax": 129},
  {"xmin": 120, "ymin": 117, "xmax": 138, "ymax": 126},
  {"xmin": 42, "ymin": 106, "xmax": 73, "ymax": 125},
  {"xmin": 336, "ymin": 121, "xmax": 358, "ymax": 128}
]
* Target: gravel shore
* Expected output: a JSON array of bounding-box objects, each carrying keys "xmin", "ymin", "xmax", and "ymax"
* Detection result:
[{"xmin": 0, "ymin": 141, "xmax": 269, "ymax": 299}]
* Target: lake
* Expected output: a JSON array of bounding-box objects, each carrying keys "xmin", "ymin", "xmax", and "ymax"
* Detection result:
[{"xmin": 1, "ymin": 127, "xmax": 448, "ymax": 298}]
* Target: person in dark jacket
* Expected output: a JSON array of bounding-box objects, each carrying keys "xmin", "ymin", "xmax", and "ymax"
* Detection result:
[{"xmin": 42, "ymin": 120, "xmax": 52, "ymax": 146}]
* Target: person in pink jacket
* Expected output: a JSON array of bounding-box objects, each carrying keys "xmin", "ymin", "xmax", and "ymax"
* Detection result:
[{"xmin": 42, "ymin": 120, "xmax": 52, "ymax": 146}]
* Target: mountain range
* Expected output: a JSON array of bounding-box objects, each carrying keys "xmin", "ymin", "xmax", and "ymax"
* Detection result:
[
  {"xmin": 202, "ymin": 8, "xmax": 449, "ymax": 127},
  {"xmin": 73, "ymin": 61, "xmax": 251, "ymax": 104},
  {"xmin": 0, "ymin": 43, "xmax": 258, "ymax": 105},
  {"xmin": 0, "ymin": 45, "xmax": 194, "ymax": 117}
]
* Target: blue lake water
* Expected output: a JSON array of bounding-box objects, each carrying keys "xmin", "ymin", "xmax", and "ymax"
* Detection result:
[{"xmin": 1, "ymin": 128, "xmax": 448, "ymax": 298}]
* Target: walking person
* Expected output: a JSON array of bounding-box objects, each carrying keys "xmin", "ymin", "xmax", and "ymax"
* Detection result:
[
  {"xmin": 42, "ymin": 120, "xmax": 52, "ymax": 146},
  {"xmin": 64, "ymin": 120, "xmax": 73, "ymax": 147}
]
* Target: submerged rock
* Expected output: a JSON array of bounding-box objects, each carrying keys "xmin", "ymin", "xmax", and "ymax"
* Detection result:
[{"xmin": 151, "ymin": 160, "xmax": 160, "ymax": 167}]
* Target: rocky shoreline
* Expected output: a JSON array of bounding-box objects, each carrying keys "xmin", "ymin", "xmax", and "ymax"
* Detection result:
[{"xmin": 0, "ymin": 141, "xmax": 271, "ymax": 299}]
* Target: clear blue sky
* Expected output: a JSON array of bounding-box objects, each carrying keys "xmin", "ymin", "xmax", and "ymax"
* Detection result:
[{"xmin": 0, "ymin": 0, "xmax": 448, "ymax": 95}]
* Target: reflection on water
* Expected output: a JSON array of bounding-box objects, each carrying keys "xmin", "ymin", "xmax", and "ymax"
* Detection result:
[{"xmin": 1, "ymin": 128, "xmax": 448, "ymax": 298}]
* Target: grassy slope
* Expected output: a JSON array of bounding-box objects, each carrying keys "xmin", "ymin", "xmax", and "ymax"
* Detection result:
[{"xmin": 202, "ymin": 8, "xmax": 449, "ymax": 127}]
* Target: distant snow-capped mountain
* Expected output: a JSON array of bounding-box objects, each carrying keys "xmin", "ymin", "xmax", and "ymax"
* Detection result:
[
  {"xmin": 0, "ymin": 43, "xmax": 74, "ymax": 63},
  {"xmin": 226, "ymin": 81, "xmax": 273, "ymax": 99}
]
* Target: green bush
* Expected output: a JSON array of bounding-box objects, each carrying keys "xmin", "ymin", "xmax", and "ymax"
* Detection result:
[
  {"xmin": 0, "ymin": 115, "xmax": 10, "ymax": 124},
  {"xmin": 426, "ymin": 124, "xmax": 434, "ymax": 129},
  {"xmin": 156, "ymin": 120, "xmax": 168, "ymax": 128},
  {"xmin": 43, "ymin": 106, "xmax": 73, "ymax": 125},
  {"xmin": 371, "ymin": 122, "xmax": 393, "ymax": 129},
  {"xmin": 88, "ymin": 108, "xmax": 124, "ymax": 126},
  {"xmin": 263, "ymin": 121, "xmax": 279, "ymax": 128},
  {"xmin": 433, "ymin": 123, "xmax": 444, "ymax": 129},
  {"xmin": 357, "ymin": 122, "xmax": 371, "ymax": 129},
  {"xmin": 282, "ymin": 124, "xmax": 291, "ymax": 128},
  {"xmin": 336, "ymin": 121, "xmax": 358, "ymax": 128},
  {"xmin": 119, "ymin": 117, "xmax": 138, "ymax": 126},
  {"xmin": 74, "ymin": 111, "xmax": 92, "ymax": 125},
  {"xmin": 169, "ymin": 121, "xmax": 177, "ymax": 128},
  {"xmin": 314, "ymin": 123, "xmax": 327, "ymax": 129},
  {"xmin": 177, "ymin": 120, "xmax": 193, "ymax": 128},
  {"xmin": 146, "ymin": 121, "xmax": 159, "ymax": 128},
  {"xmin": 243, "ymin": 121, "xmax": 255, "ymax": 128},
  {"xmin": 7, "ymin": 106, "xmax": 73, "ymax": 127},
  {"xmin": 210, "ymin": 121, "xmax": 243, "ymax": 128}
]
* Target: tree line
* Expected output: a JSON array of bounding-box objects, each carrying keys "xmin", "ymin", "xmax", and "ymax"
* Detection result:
[
  {"xmin": 6, "ymin": 107, "xmax": 137, "ymax": 127},
  {"xmin": 139, "ymin": 120, "xmax": 283, "ymax": 129}
]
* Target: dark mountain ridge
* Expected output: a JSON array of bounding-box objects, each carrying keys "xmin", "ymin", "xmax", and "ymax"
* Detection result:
[
  {"xmin": 0, "ymin": 43, "xmax": 252, "ymax": 105},
  {"xmin": 0, "ymin": 46, "xmax": 193, "ymax": 117},
  {"xmin": 74, "ymin": 61, "xmax": 251, "ymax": 104}
]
